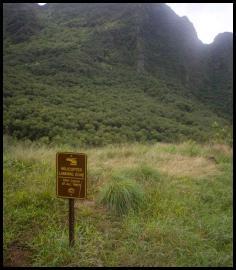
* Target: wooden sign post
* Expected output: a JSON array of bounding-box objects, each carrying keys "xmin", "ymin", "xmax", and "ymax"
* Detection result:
[
  {"xmin": 69, "ymin": 198, "xmax": 75, "ymax": 247},
  {"xmin": 56, "ymin": 152, "xmax": 87, "ymax": 247}
]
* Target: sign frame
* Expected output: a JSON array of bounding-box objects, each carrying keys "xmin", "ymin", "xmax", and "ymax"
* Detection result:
[{"xmin": 56, "ymin": 152, "xmax": 87, "ymax": 200}]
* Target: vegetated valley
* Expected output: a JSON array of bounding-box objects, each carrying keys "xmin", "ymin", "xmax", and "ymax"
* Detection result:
[{"xmin": 3, "ymin": 3, "xmax": 233, "ymax": 267}]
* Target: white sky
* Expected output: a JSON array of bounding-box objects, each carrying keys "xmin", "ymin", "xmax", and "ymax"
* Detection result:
[
  {"xmin": 38, "ymin": 3, "xmax": 233, "ymax": 44},
  {"xmin": 166, "ymin": 3, "xmax": 233, "ymax": 44}
]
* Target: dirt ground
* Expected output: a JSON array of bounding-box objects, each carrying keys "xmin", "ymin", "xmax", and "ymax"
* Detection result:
[{"xmin": 4, "ymin": 244, "xmax": 32, "ymax": 267}]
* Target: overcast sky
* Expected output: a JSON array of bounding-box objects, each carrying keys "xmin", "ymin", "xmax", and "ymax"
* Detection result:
[
  {"xmin": 166, "ymin": 3, "xmax": 233, "ymax": 44},
  {"xmin": 38, "ymin": 3, "xmax": 233, "ymax": 44}
]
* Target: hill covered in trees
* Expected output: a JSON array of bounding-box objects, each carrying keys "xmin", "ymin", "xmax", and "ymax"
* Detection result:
[{"xmin": 3, "ymin": 3, "xmax": 233, "ymax": 146}]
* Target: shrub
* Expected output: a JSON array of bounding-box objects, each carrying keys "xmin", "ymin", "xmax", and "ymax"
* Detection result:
[{"xmin": 98, "ymin": 175, "xmax": 144, "ymax": 215}]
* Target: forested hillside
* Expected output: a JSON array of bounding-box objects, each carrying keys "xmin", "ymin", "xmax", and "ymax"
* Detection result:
[{"xmin": 3, "ymin": 3, "xmax": 233, "ymax": 146}]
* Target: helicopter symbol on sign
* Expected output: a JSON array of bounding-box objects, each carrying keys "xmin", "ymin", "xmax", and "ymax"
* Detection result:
[{"xmin": 66, "ymin": 158, "xmax": 77, "ymax": 166}]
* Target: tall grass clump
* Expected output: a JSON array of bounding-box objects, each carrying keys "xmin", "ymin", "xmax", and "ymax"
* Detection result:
[
  {"xmin": 98, "ymin": 175, "xmax": 144, "ymax": 216},
  {"xmin": 136, "ymin": 165, "xmax": 161, "ymax": 182}
]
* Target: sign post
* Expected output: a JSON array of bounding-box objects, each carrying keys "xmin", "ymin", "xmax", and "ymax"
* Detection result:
[
  {"xmin": 56, "ymin": 152, "xmax": 87, "ymax": 247},
  {"xmin": 69, "ymin": 198, "xmax": 75, "ymax": 247}
]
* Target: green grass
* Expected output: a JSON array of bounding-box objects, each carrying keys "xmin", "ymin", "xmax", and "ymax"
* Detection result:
[
  {"xmin": 3, "ymin": 136, "xmax": 233, "ymax": 266},
  {"xmin": 98, "ymin": 174, "xmax": 144, "ymax": 215}
]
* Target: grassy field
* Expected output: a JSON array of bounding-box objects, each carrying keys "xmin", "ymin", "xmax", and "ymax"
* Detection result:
[{"xmin": 3, "ymin": 136, "xmax": 233, "ymax": 267}]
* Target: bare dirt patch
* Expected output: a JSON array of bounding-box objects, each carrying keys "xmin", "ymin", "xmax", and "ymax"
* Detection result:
[
  {"xmin": 211, "ymin": 144, "xmax": 232, "ymax": 156},
  {"xmin": 4, "ymin": 244, "xmax": 32, "ymax": 267},
  {"xmin": 157, "ymin": 153, "xmax": 219, "ymax": 178}
]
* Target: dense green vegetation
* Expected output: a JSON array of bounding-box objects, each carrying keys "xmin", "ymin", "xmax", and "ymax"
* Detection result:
[
  {"xmin": 3, "ymin": 3, "xmax": 232, "ymax": 146},
  {"xmin": 3, "ymin": 136, "xmax": 233, "ymax": 266},
  {"xmin": 3, "ymin": 64, "xmax": 232, "ymax": 145}
]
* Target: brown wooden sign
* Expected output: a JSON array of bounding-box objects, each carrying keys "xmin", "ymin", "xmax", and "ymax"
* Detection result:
[{"xmin": 56, "ymin": 152, "xmax": 87, "ymax": 199}]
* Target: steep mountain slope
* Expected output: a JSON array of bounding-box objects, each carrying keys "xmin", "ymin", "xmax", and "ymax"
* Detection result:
[
  {"xmin": 3, "ymin": 3, "xmax": 42, "ymax": 42},
  {"xmin": 198, "ymin": 33, "xmax": 233, "ymax": 118},
  {"xmin": 3, "ymin": 3, "xmax": 232, "ymax": 145}
]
